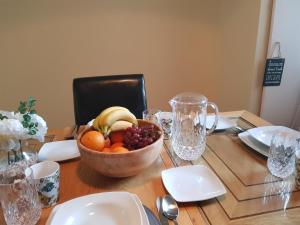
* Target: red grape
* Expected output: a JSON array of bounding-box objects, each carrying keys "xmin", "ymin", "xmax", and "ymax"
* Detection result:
[{"xmin": 124, "ymin": 125, "xmax": 160, "ymax": 150}]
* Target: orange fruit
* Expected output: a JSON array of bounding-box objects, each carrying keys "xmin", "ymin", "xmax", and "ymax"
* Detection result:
[
  {"xmin": 81, "ymin": 130, "xmax": 105, "ymax": 151},
  {"xmin": 102, "ymin": 147, "xmax": 111, "ymax": 153},
  {"xmin": 110, "ymin": 131, "xmax": 125, "ymax": 144},
  {"xmin": 110, "ymin": 146, "xmax": 129, "ymax": 153},
  {"xmin": 110, "ymin": 142, "xmax": 124, "ymax": 149}
]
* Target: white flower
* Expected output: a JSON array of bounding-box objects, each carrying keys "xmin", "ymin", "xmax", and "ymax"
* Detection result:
[
  {"xmin": 17, "ymin": 113, "xmax": 48, "ymax": 142},
  {"xmin": 0, "ymin": 117, "xmax": 24, "ymax": 150},
  {"xmin": 0, "ymin": 110, "xmax": 15, "ymax": 119},
  {"xmin": 0, "ymin": 110, "xmax": 48, "ymax": 150},
  {"xmin": 0, "ymin": 118, "xmax": 24, "ymax": 139}
]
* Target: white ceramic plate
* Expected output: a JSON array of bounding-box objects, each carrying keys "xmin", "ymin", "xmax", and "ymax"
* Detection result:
[
  {"xmin": 156, "ymin": 113, "xmax": 234, "ymax": 131},
  {"xmin": 46, "ymin": 192, "xmax": 148, "ymax": 225},
  {"xmin": 161, "ymin": 165, "xmax": 226, "ymax": 202},
  {"xmin": 247, "ymin": 126, "xmax": 300, "ymax": 147},
  {"xmin": 238, "ymin": 131, "xmax": 269, "ymax": 157},
  {"xmin": 206, "ymin": 115, "xmax": 235, "ymax": 130},
  {"xmin": 87, "ymin": 119, "xmax": 94, "ymax": 127},
  {"xmin": 132, "ymin": 195, "xmax": 150, "ymax": 225},
  {"xmin": 38, "ymin": 140, "xmax": 80, "ymax": 162}
]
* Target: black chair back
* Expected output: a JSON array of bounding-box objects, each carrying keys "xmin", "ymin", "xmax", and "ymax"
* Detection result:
[{"xmin": 73, "ymin": 74, "xmax": 147, "ymax": 126}]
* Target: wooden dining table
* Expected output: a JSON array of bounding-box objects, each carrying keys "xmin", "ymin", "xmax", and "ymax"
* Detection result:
[{"xmin": 1, "ymin": 110, "xmax": 300, "ymax": 225}]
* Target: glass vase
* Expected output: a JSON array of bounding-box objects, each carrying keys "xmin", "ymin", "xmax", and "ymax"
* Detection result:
[{"xmin": 0, "ymin": 139, "xmax": 39, "ymax": 168}]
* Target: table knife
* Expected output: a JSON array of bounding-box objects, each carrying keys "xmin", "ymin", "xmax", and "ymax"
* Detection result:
[{"xmin": 156, "ymin": 197, "xmax": 169, "ymax": 225}]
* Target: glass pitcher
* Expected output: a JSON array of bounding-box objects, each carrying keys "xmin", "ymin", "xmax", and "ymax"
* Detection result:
[{"xmin": 169, "ymin": 92, "xmax": 218, "ymax": 160}]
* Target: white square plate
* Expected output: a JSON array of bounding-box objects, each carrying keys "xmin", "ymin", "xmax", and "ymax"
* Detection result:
[
  {"xmin": 238, "ymin": 131, "xmax": 269, "ymax": 157},
  {"xmin": 38, "ymin": 140, "xmax": 80, "ymax": 162},
  {"xmin": 46, "ymin": 192, "xmax": 148, "ymax": 225},
  {"xmin": 206, "ymin": 115, "xmax": 235, "ymax": 130},
  {"xmin": 247, "ymin": 126, "xmax": 300, "ymax": 147},
  {"xmin": 156, "ymin": 113, "xmax": 235, "ymax": 132},
  {"xmin": 161, "ymin": 165, "xmax": 226, "ymax": 202}
]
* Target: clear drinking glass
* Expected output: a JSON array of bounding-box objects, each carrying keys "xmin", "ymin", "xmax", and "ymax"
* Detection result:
[
  {"xmin": 267, "ymin": 132, "xmax": 297, "ymax": 178},
  {"xmin": 142, "ymin": 109, "xmax": 161, "ymax": 125},
  {"xmin": 0, "ymin": 164, "xmax": 41, "ymax": 225},
  {"xmin": 295, "ymin": 139, "xmax": 300, "ymax": 188}
]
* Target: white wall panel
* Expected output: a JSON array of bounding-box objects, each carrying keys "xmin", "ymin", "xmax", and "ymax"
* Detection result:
[{"xmin": 261, "ymin": 0, "xmax": 300, "ymax": 128}]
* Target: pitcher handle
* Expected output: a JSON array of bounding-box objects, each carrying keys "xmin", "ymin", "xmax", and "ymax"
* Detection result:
[{"xmin": 206, "ymin": 102, "xmax": 219, "ymax": 135}]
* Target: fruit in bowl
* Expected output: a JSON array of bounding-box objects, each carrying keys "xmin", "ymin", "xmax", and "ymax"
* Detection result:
[{"xmin": 77, "ymin": 107, "xmax": 164, "ymax": 177}]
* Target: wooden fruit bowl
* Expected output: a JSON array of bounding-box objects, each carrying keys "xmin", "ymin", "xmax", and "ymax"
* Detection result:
[{"xmin": 76, "ymin": 120, "xmax": 164, "ymax": 177}]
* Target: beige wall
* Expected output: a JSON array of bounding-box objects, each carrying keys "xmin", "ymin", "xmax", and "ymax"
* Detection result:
[
  {"xmin": 0, "ymin": 0, "xmax": 271, "ymax": 128},
  {"xmin": 216, "ymin": 0, "xmax": 272, "ymax": 114}
]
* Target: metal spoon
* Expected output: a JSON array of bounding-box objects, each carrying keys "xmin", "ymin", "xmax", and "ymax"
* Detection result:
[{"xmin": 162, "ymin": 195, "xmax": 179, "ymax": 225}]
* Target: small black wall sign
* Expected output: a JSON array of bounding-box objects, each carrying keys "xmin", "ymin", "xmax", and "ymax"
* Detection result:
[{"xmin": 263, "ymin": 58, "xmax": 285, "ymax": 86}]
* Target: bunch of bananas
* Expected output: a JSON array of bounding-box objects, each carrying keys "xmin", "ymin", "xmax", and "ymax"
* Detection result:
[{"xmin": 93, "ymin": 106, "xmax": 138, "ymax": 136}]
